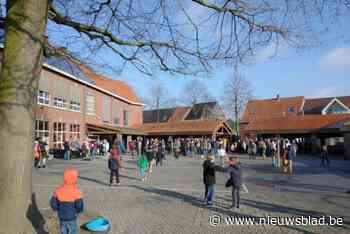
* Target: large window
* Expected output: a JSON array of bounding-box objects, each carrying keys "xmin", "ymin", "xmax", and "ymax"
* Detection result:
[
  {"xmin": 85, "ymin": 91, "xmax": 96, "ymax": 115},
  {"xmin": 102, "ymin": 95, "xmax": 110, "ymax": 123},
  {"xmin": 112, "ymin": 100, "xmax": 120, "ymax": 126},
  {"xmin": 35, "ymin": 120, "xmax": 49, "ymax": 140},
  {"xmin": 53, "ymin": 122, "xmax": 66, "ymax": 148},
  {"xmin": 123, "ymin": 110, "xmax": 128, "ymax": 126},
  {"xmin": 38, "ymin": 90, "xmax": 50, "ymax": 105},
  {"xmin": 54, "ymin": 97, "xmax": 66, "ymax": 109},
  {"xmin": 70, "ymin": 101, "xmax": 80, "ymax": 112},
  {"xmin": 70, "ymin": 124, "xmax": 80, "ymax": 140}
]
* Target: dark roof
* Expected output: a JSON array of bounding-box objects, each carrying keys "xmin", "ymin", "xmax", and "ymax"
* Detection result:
[
  {"xmin": 304, "ymin": 96, "xmax": 350, "ymax": 114},
  {"xmin": 184, "ymin": 101, "xmax": 218, "ymax": 120},
  {"xmin": 45, "ymin": 56, "xmax": 96, "ymax": 85},
  {"xmin": 143, "ymin": 108, "xmax": 176, "ymax": 123}
]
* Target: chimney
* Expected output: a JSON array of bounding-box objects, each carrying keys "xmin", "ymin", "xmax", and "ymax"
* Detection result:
[{"xmin": 276, "ymin": 94, "xmax": 280, "ymax": 101}]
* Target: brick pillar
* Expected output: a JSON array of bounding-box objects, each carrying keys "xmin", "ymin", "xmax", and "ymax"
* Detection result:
[{"xmin": 344, "ymin": 132, "xmax": 350, "ymax": 160}]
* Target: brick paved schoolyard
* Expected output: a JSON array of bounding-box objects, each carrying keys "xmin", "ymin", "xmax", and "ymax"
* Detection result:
[{"xmin": 32, "ymin": 154, "xmax": 350, "ymax": 234}]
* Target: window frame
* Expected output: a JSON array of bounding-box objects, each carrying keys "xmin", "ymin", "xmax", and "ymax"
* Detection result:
[
  {"xmin": 35, "ymin": 120, "xmax": 50, "ymax": 141},
  {"xmin": 38, "ymin": 90, "xmax": 50, "ymax": 106},
  {"xmin": 70, "ymin": 100, "xmax": 81, "ymax": 112},
  {"xmin": 53, "ymin": 122, "xmax": 66, "ymax": 149},
  {"xmin": 53, "ymin": 97, "xmax": 66, "ymax": 109}
]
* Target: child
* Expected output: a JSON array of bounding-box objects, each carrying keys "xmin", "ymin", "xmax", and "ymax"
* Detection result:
[
  {"xmin": 50, "ymin": 169, "xmax": 84, "ymax": 234},
  {"xmin": 202, "ymin": 155, "xmax": 224, "ymax": 206},
  {"xmin": 108, "ymin": 144, "xmax": 121, "ymax": 186},
  {"xmin": 34, "ymin": 139, "xmax": 41, "ymax": 169},
  {"xmin": 137, "ymin": 154, "xmax": 149, "ymax": 181},
  {"xmin": 225, "ymin": 156, "xmax": 242, "ymax": 209},
  {"xmin": 282, "ymin": 149, "xmax": 290, "ymax": 174}
]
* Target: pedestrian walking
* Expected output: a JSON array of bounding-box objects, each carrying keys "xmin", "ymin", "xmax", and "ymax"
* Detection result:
[
  {"xmin": 225, "ymin": 156, "xmax": 242, "ymax": 209},
  {"xmin": 271, "ymin": 140, "xmax": 278, "ymax": 168},
  {"xmin": 39, "ymin": 137, "xmax": 49, "ymax": 168},
  {"xmin": 50, "ymin": 169, "xmax": 84, "ymax": 234},
  {"xmin": 34, "ymin": 139, "xmax": 41, "ymax": 169},
  {"xmin": 321, "ymin": 144, "xmax": 330, "ymax": 168},
  {"xmin": 108, "ymin": 144, "xmax": 121, "ymax": 186},
  {"xmin": 202, "ymin": 155, "xmax": 224, "ymax": 206},
  {"xmin": 137, "ymin": 154, "xmax": 149, "ymax": 181},
  {"xmin": 63, "ymin": 139, "xmax": 71, "ymax": 160}
]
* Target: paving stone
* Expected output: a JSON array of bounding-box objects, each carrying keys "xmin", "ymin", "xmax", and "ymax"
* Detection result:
[{"xmin": 32, "ymin": 154, "xmax": 350, "ymax": 233}]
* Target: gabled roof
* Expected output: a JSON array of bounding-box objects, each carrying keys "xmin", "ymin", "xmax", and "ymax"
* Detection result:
[
  {"xmin": 304, "ymin": 96, "xmax": 350, "ymax": 114},
  {"xmin": 241, "ymin": 96, "xmax": 304, "ymax": 123},
  {"xmin": 80, "ymin": 66, "xmax": 143, "ymax": 105},
  {"xmin": 244, "ymin": 114, "xmax": 350, "ymax": 133}
]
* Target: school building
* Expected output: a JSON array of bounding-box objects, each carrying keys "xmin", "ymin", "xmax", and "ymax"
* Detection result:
[
  {"xmin": 34, "ymin": 55, "xmax": 146, "ymax": 148},
  {"xmin": 240, "ymin": 95, "xmax": 350, "ymax": 159}
]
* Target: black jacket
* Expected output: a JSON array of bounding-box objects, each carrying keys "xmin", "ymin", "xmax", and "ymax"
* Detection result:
[
  {"xmin": 203, "ymin": 160, "xmax": 224, "ymax": 185},
  {"xmin": 225, "ymin": 164, "xmax": 242, "ymax": 188}
]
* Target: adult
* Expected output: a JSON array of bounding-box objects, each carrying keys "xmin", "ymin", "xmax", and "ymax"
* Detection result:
[
  {"xmin": 137, "ymin": 137, "xmax": 143, "ymax": 157},
  {"xmin": 39, "ymin": 137, "xmax": 49, "ymax": 168},
  {"xmin": 321, "ymin": 144, "xmax": 330, "ymax": 168},
  {"xmin": 271, "ymin": 140, "xmax": 277, "ymax": 168},
  {"xmin": 288, "ymin": 140, "xmax": 298, "ymax": 174},
  {"xmin": 63, "ymin": 139, "xmax": 71, "ymax": 160},
  {"xmin": 81, "ymin": 139, "xmax": 89, "ymax": 159},
  {"xmin": 218, "ymin": 139, "xmax": 227, "ymax": 167}
]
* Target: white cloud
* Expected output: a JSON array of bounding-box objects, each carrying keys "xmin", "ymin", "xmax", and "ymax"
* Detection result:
[
  {"xmin": 319, "ymin": 48, "xmax": 350, "ymax": 71},
  {"xmin": 309, "ymin": 86, "xmax": 340, "ymax": 98},
  {"xmin": 251, "ymin": 41, "xmax": 289, "ymax": 63}
]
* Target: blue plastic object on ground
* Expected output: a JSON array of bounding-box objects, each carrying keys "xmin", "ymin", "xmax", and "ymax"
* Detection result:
[{"xmin": 82, "ymin": 217, "xmax": 110, "ymax": 232}]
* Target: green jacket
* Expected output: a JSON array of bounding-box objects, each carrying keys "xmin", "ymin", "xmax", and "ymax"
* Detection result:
[{"xmin": 138, "ymin": 155, "xmax": 149, "ymax": 170}]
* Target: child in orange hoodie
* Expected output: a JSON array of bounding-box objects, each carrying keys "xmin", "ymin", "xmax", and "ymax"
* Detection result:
[{"xmin": 50, "ymin": 169, "xmax": 84, "ymax": 234}]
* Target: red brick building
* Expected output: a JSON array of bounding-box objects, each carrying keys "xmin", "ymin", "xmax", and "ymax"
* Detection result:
[
  {"xmin": 240, "ymin": 95, "xmax": 350, "ymax": 159},
  {"xmin": 34, "ymin": 56, "xmax": 145, "ymax": 149}
]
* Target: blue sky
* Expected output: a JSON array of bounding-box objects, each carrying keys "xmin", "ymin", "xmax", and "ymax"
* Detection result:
[
  {"xmin": 117, "ymin": 37, "xmax": 350, "ymax": 102},
  {"xmin": 107, "ymin": 13, "xmax": 350, "ymax": 103},
  {"xmin": 46, "ymin": 1, "xmax": 350, "ymax": 104}
]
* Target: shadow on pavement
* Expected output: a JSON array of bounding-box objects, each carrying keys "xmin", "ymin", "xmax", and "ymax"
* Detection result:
[
  {"xmin": 26, "ymin": 193, "xmax": 49, "ymax": 234},
  {"xmin": 132, "ymin": 185, "xmax": 321, "ymax": 233}
]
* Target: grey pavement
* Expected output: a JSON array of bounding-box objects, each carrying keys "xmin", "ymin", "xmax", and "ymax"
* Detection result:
[{"xmin": 32, "ymin": 154, "xmax": 350, "ymax": 234}]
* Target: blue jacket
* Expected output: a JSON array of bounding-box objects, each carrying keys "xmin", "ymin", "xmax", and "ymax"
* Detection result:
[
  {"xmin": 108, "ymin": 157, "xmax": 119, "ymax": 170},
  {"xmin": 225, "ymin": 164, "xmax": 242, "ymax": 188},
  {"xmin": 50, "ymin": 169, "xmax": 84, "ymax": 221}
]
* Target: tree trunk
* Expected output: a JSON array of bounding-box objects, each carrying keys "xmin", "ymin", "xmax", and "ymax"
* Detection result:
[{"xmin": 0, "ymin": 1, "xmax": 49, "ymax": 233}]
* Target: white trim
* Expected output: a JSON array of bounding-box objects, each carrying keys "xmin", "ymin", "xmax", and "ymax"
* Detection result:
[
  {"xmin": 43, "ymin": 63, "xmax": 144, "ymax": 106},
  {"xmin": 38, "ymin": 103, "xmax": 50, "ymax": 108},
  {"xmin": 321, "ymin": 98, "xmax": 350, "ymax": 115},
  {"xmin": 300, "ymin": 98, "xmax": 306, "ymax": 115}
]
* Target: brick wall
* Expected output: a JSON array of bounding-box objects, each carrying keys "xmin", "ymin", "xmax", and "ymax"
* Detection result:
[{"xmin": 35, "ymin": 67, "xmax": 143, "ymax": 148}]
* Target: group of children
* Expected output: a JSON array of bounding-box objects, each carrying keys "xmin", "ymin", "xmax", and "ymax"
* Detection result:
[
  {"xmin": 202, "ymin": 155, "xmax": 243, "ymax": 209},
  {"xmin": 49, "ymin": 146, "xmax": 242, "ymax": 233}
]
